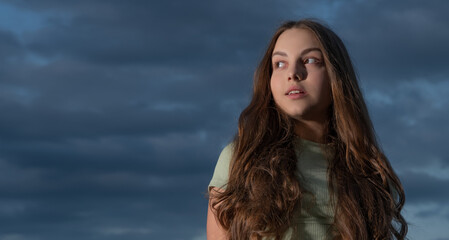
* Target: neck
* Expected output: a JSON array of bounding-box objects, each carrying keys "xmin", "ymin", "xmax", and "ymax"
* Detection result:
[{"xmin": 294, "ymin": 119, "xmax": 328, "ymax": 144}]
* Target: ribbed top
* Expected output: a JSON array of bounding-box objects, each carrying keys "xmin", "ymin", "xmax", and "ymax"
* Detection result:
[
  {"xmin": 208, "ymin": 137, "xmax": 337, "ymax": 239},
  {"xmin": 286, "ymin": 137, "xmax": 336, "ymax": 239}
]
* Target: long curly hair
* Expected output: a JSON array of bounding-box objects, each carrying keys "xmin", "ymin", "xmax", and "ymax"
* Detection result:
[{"xmin": 209, "ymin": 19, "xmax": 407, "ymax": 240}]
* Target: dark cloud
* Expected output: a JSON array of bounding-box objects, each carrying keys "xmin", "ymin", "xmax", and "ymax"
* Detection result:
[
  {"xmin": 0, "ymin": 139, "xmax": 214, "ymax": 239},
  {"xmin": 329, "ymin": 0, "xmax": 449, "ymax": 82},
  {"xmin": 0, "ymin": 29, "xmax": 23, "ymax": 63},
  {"xmin": 400, "ymin": 171, "xmax": 449, "ymax": 205},
  {"xmin": 413, "ymin": 206, "xmax": 446, "ymax": 219},
  {"xmin": 4, "ymin": 0, "xmax": 281, "ymax": 68},
  {"xmin": 364, "ymin": 79, "xmax": 449, "ymax": 170},
  {"xmin": 0, "ymin": 0, "xmax": 448, "ymax": 239}
]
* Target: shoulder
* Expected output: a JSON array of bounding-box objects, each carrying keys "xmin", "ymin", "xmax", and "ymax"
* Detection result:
[
  {"xmin": 208, "ymin": 142, "xmax": 235, "ymax": 191},
  {"xmin": 219, "ymin": 142, "xmax": 235, "ymax": 161},
  {"xmin": 215, "ymin": 142, "xmax": 235, "ymax": 172}
]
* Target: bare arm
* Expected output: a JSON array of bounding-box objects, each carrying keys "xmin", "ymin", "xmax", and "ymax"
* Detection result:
[{"xmin": 207, "ymin": 187, "xmax": 228, "ymax": 240}]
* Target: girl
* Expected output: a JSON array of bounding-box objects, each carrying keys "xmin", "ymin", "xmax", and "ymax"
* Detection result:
[{"xmin": 207, "ymin": 19, "xmax": 407, "ymax": 240}]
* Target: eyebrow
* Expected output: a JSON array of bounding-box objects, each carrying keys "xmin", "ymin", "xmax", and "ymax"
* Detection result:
[{"xmin": 272, "ymin": 47, "xmax": 322, "ymax": 58}]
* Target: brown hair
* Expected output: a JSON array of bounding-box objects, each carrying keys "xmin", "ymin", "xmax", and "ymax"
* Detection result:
[{"xmin": 209, "ymin": 19, "xmax": 407, "ymax": 240}]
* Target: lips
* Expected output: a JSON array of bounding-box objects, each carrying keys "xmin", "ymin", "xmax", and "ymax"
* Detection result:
[{"xmin": 285, "ymin": 86, "xmax": 306, "ymax": 95}]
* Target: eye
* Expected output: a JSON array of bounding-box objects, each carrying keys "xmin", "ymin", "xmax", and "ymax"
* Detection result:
[
  {"xmin": 274, "ymin": 61, "xmax": 286, "ymax": 69},
  {"xmin": 303, "ymin": 58, "xmax": 320, "ymax": 64}
]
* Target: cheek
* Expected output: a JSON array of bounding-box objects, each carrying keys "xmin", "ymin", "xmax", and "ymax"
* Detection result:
[
  {"xmin": 269, "ymin": 77, "xmax": 277, "ymax": 96},
  {"xmin": 315, "ymin": 71, "xmax": 330, "ymax": 92},
  {"xmin": 270, "ymin": 74, "xmax": 282, "ymax": 91},
  {"xmin": 268, "ymin": 78, "xmax": 280, "ymax": 107},
  {"xmin": 318, "ymin": 74, "xmax": 332, "ymax": 102}
]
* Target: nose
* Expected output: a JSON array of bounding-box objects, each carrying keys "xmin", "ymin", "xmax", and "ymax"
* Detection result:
[
  {"xmin": 288, "ymin": 72, "xmax": 301, "ymax": 81},
  {"xmin": 288, "ymin": 63, "xmax": 307, "ymax": 81}
]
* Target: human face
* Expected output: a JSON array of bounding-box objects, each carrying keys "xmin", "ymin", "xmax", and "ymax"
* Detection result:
[{"xmin": 270, "ymin": 28, "xmax": 332, "ymax": 122}]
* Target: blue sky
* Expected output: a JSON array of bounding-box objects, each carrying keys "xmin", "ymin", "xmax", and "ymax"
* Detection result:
[{"xmin": 0, "ymin": 0, "xmax": 448, "ymax": 239}]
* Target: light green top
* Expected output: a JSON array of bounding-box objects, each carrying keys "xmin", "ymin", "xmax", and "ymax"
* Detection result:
[{"xmin": 208, "ymin": 137, "xmax": 336, "ymax": 240}]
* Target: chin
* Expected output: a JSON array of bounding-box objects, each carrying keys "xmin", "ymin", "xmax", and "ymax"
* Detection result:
[
  {"xmin": 287, "ymin": 112, "xmax": 306, "ymax": 120},
  {"xmin": 276, "ymin": 105, "xmax": 307, "ymax": 119}
]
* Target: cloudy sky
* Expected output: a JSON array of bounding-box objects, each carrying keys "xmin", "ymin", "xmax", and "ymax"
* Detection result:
[{"xmin": 0, "ymin": 0, "xmax": 448, "ymax": 239}]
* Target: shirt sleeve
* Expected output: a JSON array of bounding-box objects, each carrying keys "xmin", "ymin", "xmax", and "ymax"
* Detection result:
[{"xmin": 208, "ymin": 143, "xmax": 234, "ymax": 193}]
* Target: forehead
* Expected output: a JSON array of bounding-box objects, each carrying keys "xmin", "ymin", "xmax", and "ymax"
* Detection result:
[{"xmin": 273, "ymin": 28, "xmax": 320, "ymax": 54}]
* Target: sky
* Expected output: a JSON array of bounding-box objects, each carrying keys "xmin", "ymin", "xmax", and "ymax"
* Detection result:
[{"xmin": 0, "ymin": 0, "xmax": 448, "ymax": 239}]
